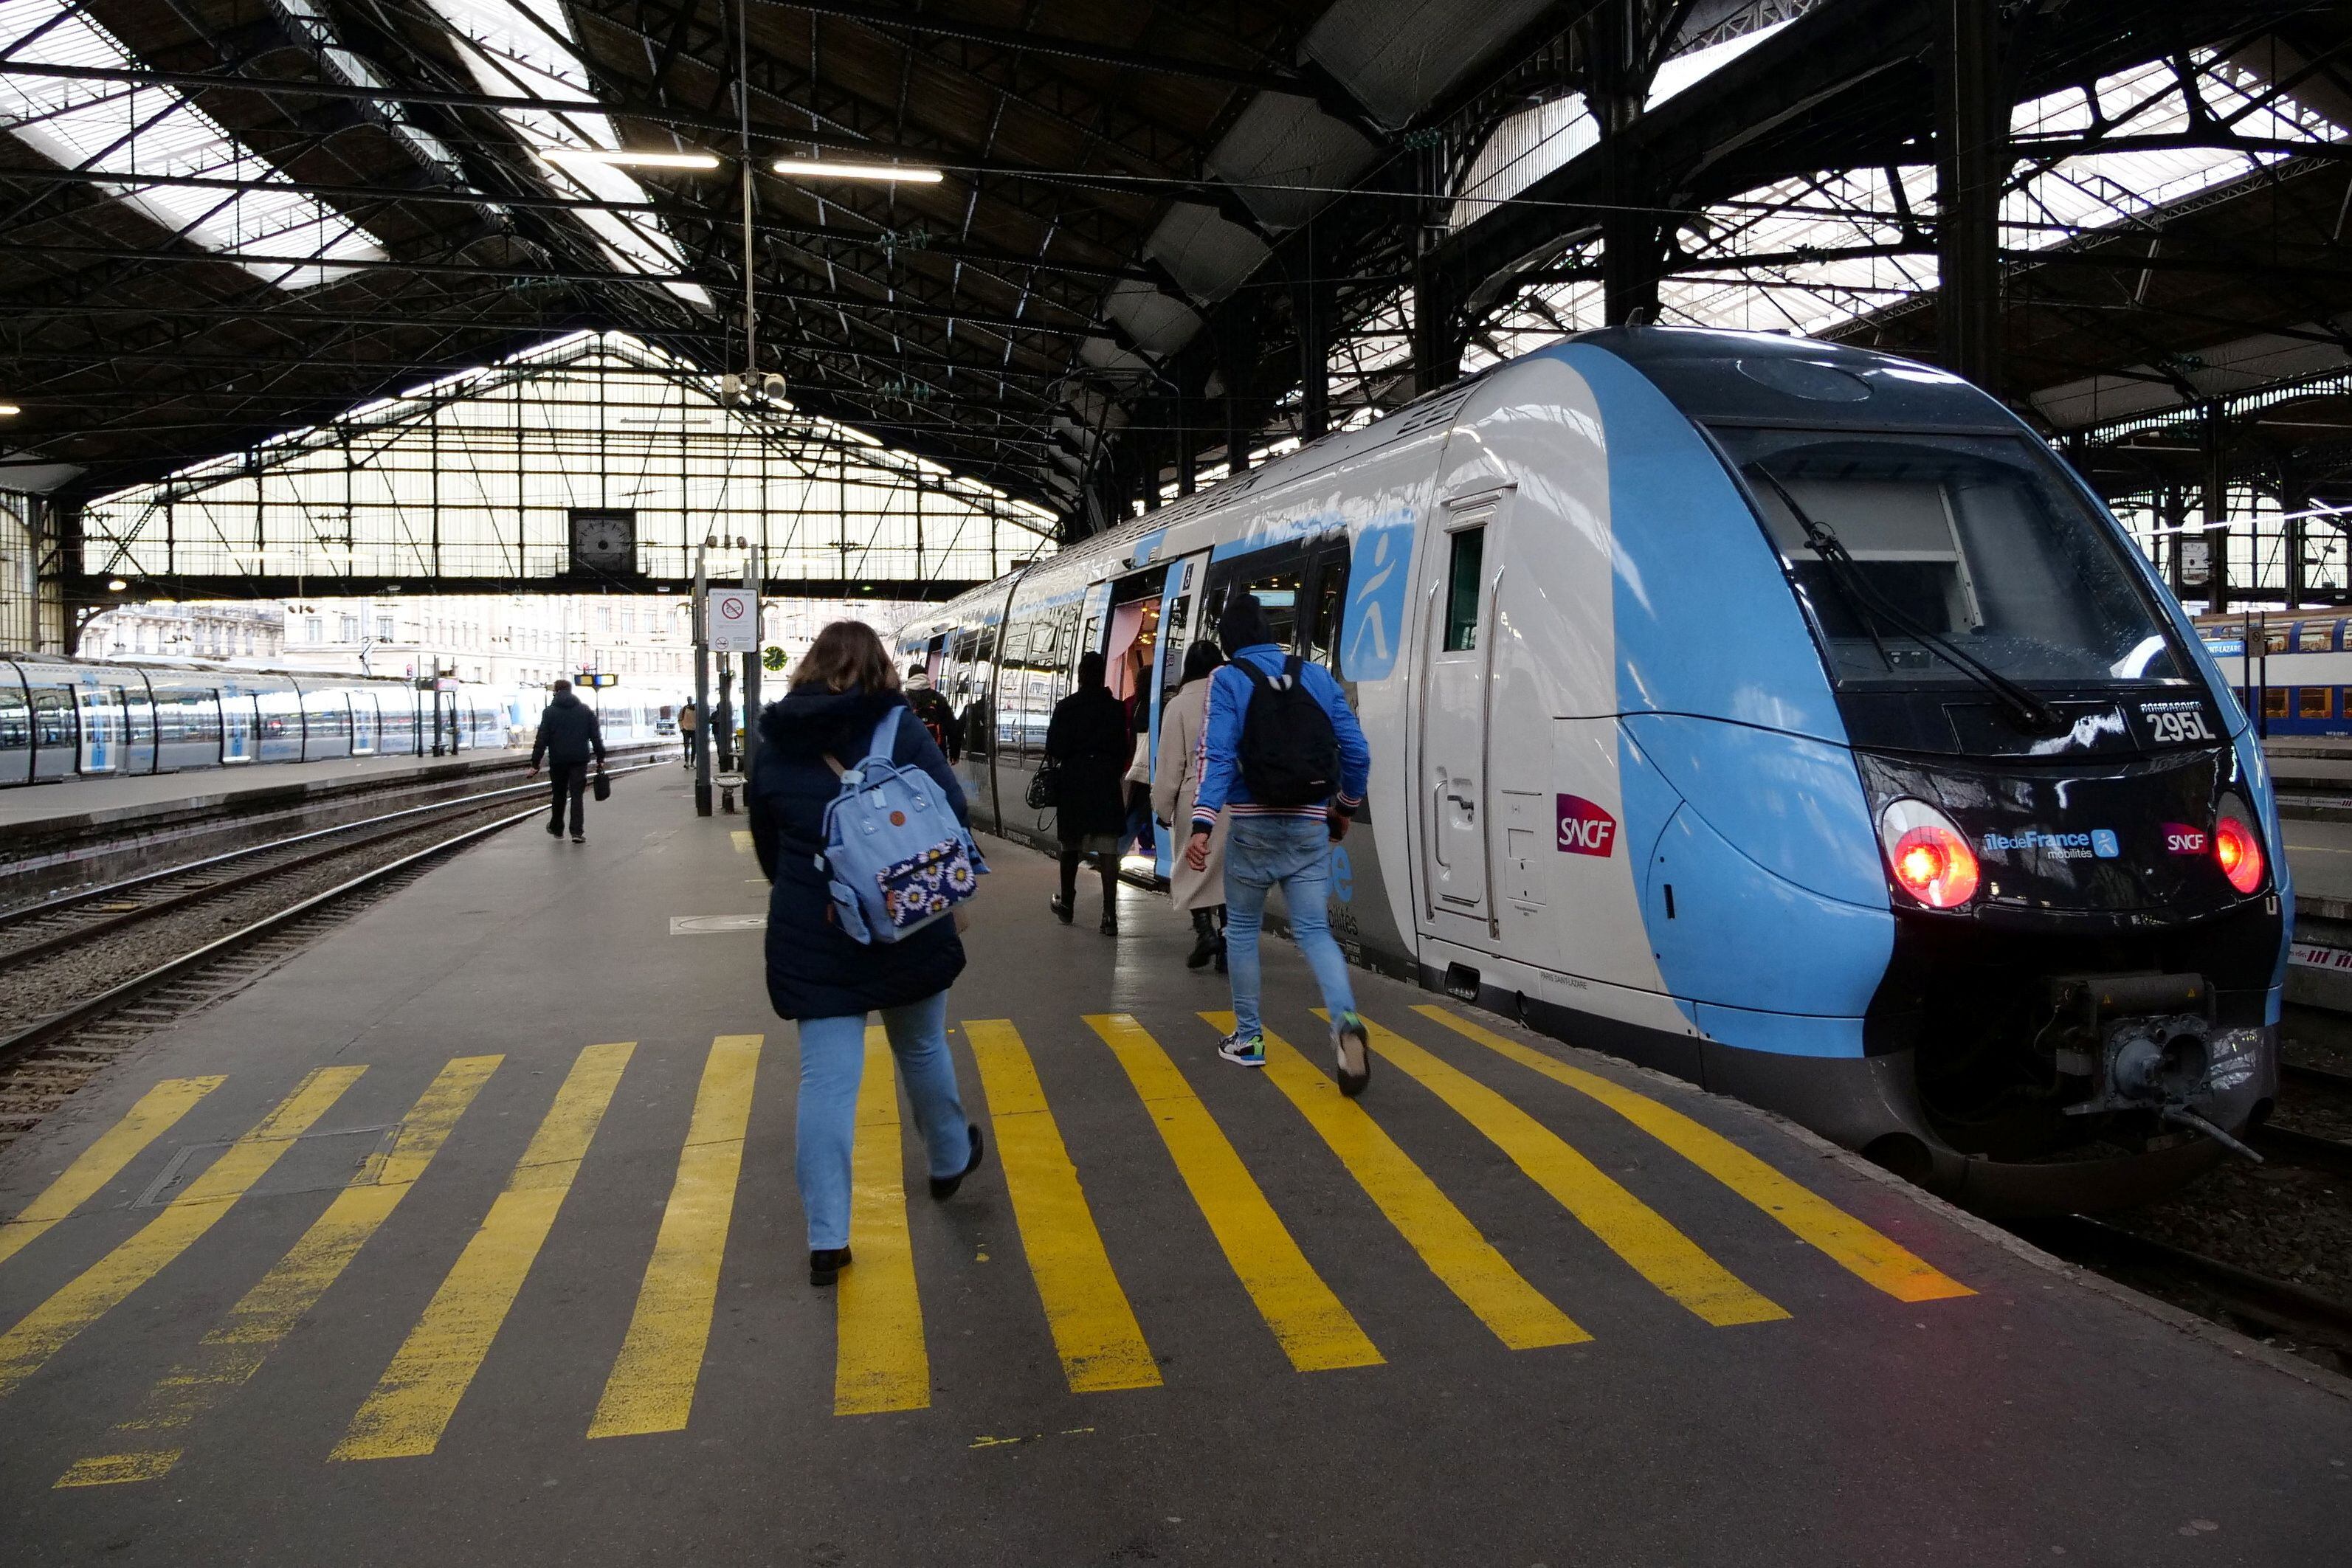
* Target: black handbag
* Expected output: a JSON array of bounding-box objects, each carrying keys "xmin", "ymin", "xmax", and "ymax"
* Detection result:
[
  {"xmin": 1024, "ymin": 760, "xmax": 1058, "ymax": 812},
  {"xmin": 591, "ymin": 770, "xmax": 611, "ymax": 802}
]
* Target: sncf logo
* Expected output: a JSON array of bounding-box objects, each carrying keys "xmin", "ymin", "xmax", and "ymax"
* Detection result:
[
  {"xmin": 1556, "ymin": 794, "xmax": 1618, "ymax": 857},
  {"xmin": 2162, "ymin": 823, "xmax": 2209, "ymax": 854}
]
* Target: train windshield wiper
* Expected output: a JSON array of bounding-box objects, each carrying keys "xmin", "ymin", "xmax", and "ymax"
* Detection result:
[{"xmin": 1748, "ymin": 465, "xmax": 2067, "ymax": 736}]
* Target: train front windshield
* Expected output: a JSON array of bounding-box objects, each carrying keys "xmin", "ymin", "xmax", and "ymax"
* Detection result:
[{"xmin": 1718, "ymin": 427, "xmax": 2187, "ymax": 689}]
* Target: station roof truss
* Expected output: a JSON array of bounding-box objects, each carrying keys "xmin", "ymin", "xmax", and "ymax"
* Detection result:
[
  {"xmin": 77, "ymin": 329, "xmax": 1055, "ymax": 600},
  {"xmin": 1, "ymin": 0, "xmax": 2350, "ymax": 553}
]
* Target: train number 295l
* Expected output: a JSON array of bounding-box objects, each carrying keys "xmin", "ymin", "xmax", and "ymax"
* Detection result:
[{"xmin": 2146, "ymin": 708, "xmax": 2215, "ymax": 744}]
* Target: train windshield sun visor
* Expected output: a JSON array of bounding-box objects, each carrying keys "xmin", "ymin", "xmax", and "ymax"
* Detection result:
[{"xmin": 1718, "ymin": 427, "xmax": 2188, "ymax": 705}]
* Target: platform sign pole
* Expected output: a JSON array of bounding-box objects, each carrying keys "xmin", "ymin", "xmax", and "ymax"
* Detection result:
[
  {"xmin": 693, "ymin": 542, "xmax": 713, "ymax": 817},
  {"xmin": 739, "ymin": 547, "xmax": 762, "ymax": 782}
]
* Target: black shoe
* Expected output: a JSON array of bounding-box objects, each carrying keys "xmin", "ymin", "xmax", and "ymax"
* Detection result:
[
  {"xmin": 1185, "ymin": 923, "xmax": 1218, "ymax": 969},
  {"xmin": 1099, "ymin": 913, "xmax": 1118, "ymax": 936},
  {"xmin": 570, "ymin": 831, "xmax": 585, "ymax": 843},
  {"xmin": 1049, "ymin": 895, "xmax": 1075, "ymax": 925},
  {"xmin": 931, "ymin": 1125, "xmax": 985, "ymax": 1201},
  {"xmin": 546, "ymin": 821, "xmax": 562, "ymax": 837},
  {"xmin": 810, "ymin": 1246, "xmax": 852, "ymax": 1287}
]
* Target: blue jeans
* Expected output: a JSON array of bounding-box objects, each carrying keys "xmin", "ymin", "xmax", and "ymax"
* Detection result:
[
  {"xmin": 795, "ymin": 991, "xmax": 970, "ymax": 1251},
  {"xmin": 1222, "ymin": 816, "xmax": 1357, "ymax": 1040}
]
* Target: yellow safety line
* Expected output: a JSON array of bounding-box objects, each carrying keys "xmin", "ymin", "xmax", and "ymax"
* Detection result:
[
  {"xmin": 1215, "ymin": 1014, "xmax": 1588, "ymax": 1352},
  {"xmin": 965, "ymin": 1020, "xmax": 1160, "ymax": 1394},
  {"xmin": 1325, "ymin": 1012, "xmax": 1787, "ymax": 1327},
  {"xmin": 1085, "ymin": 1014, "xmax": 1381, "ymax": 1373},
  {"xmin": 0, "ymin": 1077, "xmax": 225, "ymax": 1271},
  {"xmin": 1411, "ymin": 1006, "xmax": 1974, "ymax": 1303},
  {"xmin": 835, "ymin": 1026, "xmax": 929, "ymax": 1415},
  {"xmin": 589, "ymin": 1035, "xmax": 763, "ymax": 1438},
  {"xmin": 333, "ymin": 1042, "xmax": 632, "ymax": 1460},
  {"xmin": 57, "ymin": 1057, "xmax": 501, "ymax": 1487},
  {"xmin": 0, "ymin": 1066, "xmax": 367, "ymax": 1404},
  {"xmin": 731, "ymin": 830, "xmax": 753, "ymax": 855}
]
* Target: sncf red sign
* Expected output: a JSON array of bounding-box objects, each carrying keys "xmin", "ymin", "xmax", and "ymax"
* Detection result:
[
  {"xmin": 2162, "ymin": 823, "xmax": 2209, "ymax": 855},
  {"xmin": 1556, "ymin": 794, "xmax": 1618, "ymax": 857}
]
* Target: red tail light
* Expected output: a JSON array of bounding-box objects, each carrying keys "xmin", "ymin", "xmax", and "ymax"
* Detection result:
[
  {"xmin": 2213, "ymin": 799, "xmax": 2263, "ymax": 896},
  {"xmin": 1879, "ymin": 800, "xmax": 1980, "ymax": 910}
]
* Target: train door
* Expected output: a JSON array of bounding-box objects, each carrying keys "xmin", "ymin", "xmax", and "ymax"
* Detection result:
[
  {"xmin": 352, "ymin": 691, "xmax": 378, "ymax": 756},
  {"xmin": 29, "ymin": 680, "xmax": 75, "ymax": 781},
  {"xmin": 76, "ymin": 680, "xmax": 123, "ymax": 774},
  {"xmin": 1149, "ymin": 553, "xmax": 1208, "ymax": 878},
  {"xmin": 0, "ymin": 665, "xmax": 30, "ymax": 787},
  {"xmin": 221, "ymin": 689, "xmax": 257, "ymax": 764},
  {"xmin": 122, "ymin": 677, "xmax": 156, "ymax": 774},
  {"xmin": 1411, "ymin": 493, "xmax": 1506, "ymax": 944}
]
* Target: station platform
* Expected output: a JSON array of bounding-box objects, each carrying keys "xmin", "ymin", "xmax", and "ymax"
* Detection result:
[
  {"xmin": 0, "ymin": 747, "xmax": 533, "ymax": 837},
  {"xmin": 0, "ymin": 770, "xmax": 2345, "ymax": 1565}
]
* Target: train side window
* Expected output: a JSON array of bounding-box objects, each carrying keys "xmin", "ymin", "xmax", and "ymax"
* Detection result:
[
  {"xmin": 2263, "ymin": 687, "xmax": 2291, "ymax": 719},
  {"xmin": 2300, "ymin": 686, "xmax": 2333, "ymax": 719},
  {"xmin": 1305, "ymin": 550, "xmax": 1349, "ymax": 669},
  {"xmin": 2297, "ymin": 622, "xmax": 2337, "ymax": 652},
  {"xmin": 1444, "ymin": 527, "xmax": 1486, "ymax": 652}
]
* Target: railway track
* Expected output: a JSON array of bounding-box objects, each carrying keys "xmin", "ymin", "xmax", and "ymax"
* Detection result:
[{"xmin": 0, "ymin": 763, "xmax": 656, "ymax": 1150}]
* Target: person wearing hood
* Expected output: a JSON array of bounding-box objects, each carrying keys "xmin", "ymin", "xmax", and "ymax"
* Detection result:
[
  {"xmin": 904, "ymin": 660, "xmax": 962, "ymax": 762},
  {"xmin": 748, "ymin": 621, "xmax": 985, "ymax": 1288},
  {"xmin": 528, "ymin": 679, "xmax": 607, "ymax": 843},
  {"xmin": 1044, "ymin": 650, "xmax": 1131, "ymax": 932}
]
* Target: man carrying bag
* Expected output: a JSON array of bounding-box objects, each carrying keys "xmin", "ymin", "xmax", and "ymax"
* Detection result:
[{"xmin": 530, "ymin": 679, "xmax": 607, "ymax": 844}]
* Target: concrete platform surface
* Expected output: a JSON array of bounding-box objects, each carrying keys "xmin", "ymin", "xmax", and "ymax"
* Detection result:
[
  {"xmin": 0, "ymin": 747, "xmax": 534, "ymax": 835},
  {"xmin": 0, "ymin": 772, "xmax": 2345, "ymax": 1567}
]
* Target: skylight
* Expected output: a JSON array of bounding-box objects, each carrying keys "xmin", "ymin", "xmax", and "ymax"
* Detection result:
[
  {"xmin": 421, "ymin": 0, "xmax": 712, "ymax": 308},
  {"xmin": 0, "ymin": 1, "xmax": 387, "ymax": 289}
]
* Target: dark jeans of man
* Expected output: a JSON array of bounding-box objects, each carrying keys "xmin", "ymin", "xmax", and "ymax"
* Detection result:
[
  {"xmin": 548, "ymin": 759, "xmax": 588, "ymax": 836},
  {"xmin": 680, "ymin": 731, "xmax": 695, "ymax": 766}
]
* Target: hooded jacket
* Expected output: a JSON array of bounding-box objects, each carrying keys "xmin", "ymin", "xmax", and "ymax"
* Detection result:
[
  {"xmin": 748, "ymin": 684, "xmax": 970, "ymax": 1020},
  {"xmin": 531, "ymin": 691, "xmax": 606, "ymax": 767}
]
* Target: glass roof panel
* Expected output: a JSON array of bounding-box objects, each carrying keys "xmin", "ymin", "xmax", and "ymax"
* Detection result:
[
  {"xmin": 0, "ymin": 1, "xmax": 387, "ymax": 289},
  {"xmin": 422, "ymin": 0, "xmax": 712, "ymax": 308}
]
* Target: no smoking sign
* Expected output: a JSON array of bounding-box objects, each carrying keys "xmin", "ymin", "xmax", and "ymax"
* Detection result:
[{"xmin": 706, "ymin": 587, "xmax": 758, "ymax": 652}]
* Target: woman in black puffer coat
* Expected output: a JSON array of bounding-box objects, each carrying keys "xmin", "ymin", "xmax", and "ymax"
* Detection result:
[
  {"xmin": 1045, "ymin": 650, "xmax": 1131, "ymax": 933},
  {"xmin": 748, "ymin": 621, "xmax": 985, "ymax": 1288}
]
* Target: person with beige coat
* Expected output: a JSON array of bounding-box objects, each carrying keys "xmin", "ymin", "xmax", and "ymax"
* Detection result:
[{"xmin": 1152, "ymin": 639, "xmax": 1231, "ymax": 970}]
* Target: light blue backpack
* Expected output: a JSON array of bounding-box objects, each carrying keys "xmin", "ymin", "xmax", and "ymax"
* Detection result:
[{"xmin": 818, "ymin": 707, "xmax": 986, "ymax": 944}]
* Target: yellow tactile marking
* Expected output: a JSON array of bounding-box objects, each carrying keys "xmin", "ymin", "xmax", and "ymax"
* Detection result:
[
  {"xmin": 0, "ymin": 1067, "xmax": 367, "ymax": 1404},
  {"xmin": 0, "ymin": 1077, "xmax": 224, "ymax": 1271},
  {"xmin": 1326, "ymin": 1012, "xmax": 1787, "ymax": 1328},
  {"xmin": 590, "ymin": 1035, "xmax": 763, "ymax": 1437},
  {"xmin": 731, "ymin": 830, "xmax": 754, "ymax": 855},
  {"xmin": 965, "ymin": 1020, "xmax": 1160, "ymax": 1394},
  {"xmin": 333, "ymin": 1042, "xmax": 632, "ymax": 1460},
  {"xmin": 835, "ymin": 1026, "xmax": 930, "ymax": 1415},
  {"xmin": 1212, "ymin": 1014, "xmax": 1588, "ymax": 1352},
  {"xmin": 58, "ymin": 1057, "xmax": 501, "ymax": 1486},
  {"xmin": 1411, "ymin": 1006, "xmax": 1973, "ymax": 1303},
  {"xmin": 1086, "ymin": 1013, "xmax": 1381, "ymax": 1373}
]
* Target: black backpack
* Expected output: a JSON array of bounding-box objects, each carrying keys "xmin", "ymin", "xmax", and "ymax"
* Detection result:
[{"xmin": 1236, "ymin": 655, "xmax": 1339, "ymax": 807}]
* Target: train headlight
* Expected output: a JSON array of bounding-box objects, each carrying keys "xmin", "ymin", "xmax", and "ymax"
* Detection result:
[
  {"xmin": 1880, "ymin": 798, "xmax": 1980, "ymax": 910},
  {"xmin": 2213, "ymin": 795, "xmax": 2265, "ymax": 896}
]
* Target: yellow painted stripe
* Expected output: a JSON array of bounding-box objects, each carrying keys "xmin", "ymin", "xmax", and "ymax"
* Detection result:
[
  {"xmin": 965, "ymin": 1020, "xmax": 1160, "ymax": 1394},
  {"xmin": 1215, "ymin": 1014, "xmax": 1587, "ymax": 1352},
  {"xmin": 0, "ymin": 1066, "xmax": 366, "ymax": 1403},
  {"xmin": 57, "ymin": 1057, "xmax": 500, "ymax": 1487},
  {"xmin": 731, "ymin": 830, "xmax": 753, "ymax": 855},
  {"xmin": 332, "ymin": 1042, "xmax": 632, "ymax": 1460},
  {"xmin": 1411, "ymin": 1006, "xmax": 1974, "ymax": 1303},
  {"xmin": 835, "ymin": 1026, "xmax": 928, "ymax": 1415},
  {"xmin": 0, "ymin": 1077, "xmax": 225, "ymax": 1270},
  {"xmin": 1085, "ymin": 1014, "xmax": 1380, "ymax": 1372},
  {"xmin": 1331, "ymin": 1012, "xmax": 1787, "ymax": 1327},
  {"xmin": 589, "ymin": 1035, "xmax": 763, "ymax": 1438}
]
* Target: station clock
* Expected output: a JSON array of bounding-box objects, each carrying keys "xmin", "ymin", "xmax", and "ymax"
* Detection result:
[{"xmin": 569, "ymin": 508, "xmax": 636, "ymax": 573}]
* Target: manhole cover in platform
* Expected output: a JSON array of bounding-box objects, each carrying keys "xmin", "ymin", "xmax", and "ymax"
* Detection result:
[
  {"xmin": 669, "ymin": 913, "xmax": 768, "ymax": 935},
  {"xmin": 134, "ymin": 1124, "xmax": 401, "ymax": 1208}
]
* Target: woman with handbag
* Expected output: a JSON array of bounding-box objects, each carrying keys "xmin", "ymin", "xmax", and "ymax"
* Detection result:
[
  {"xmin": 748, "ymin": 621, "xmax": 986, "ymax": 1288},
  {"xmin": 1151, "ymin": 640, "xmax": 1230, "ymax": 970},
  {"xmin": 1044, "ymin": 651, "xmax": 1131, "ymax": 933}
]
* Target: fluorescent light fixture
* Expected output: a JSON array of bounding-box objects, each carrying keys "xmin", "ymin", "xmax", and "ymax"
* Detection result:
[
  {"xmin": 107, "ymin": 579, "xmax": 128, "ymax": 591},
  {"xmin": 770, "ymin": 159, "xmax": 944, "ymax": 184},
  {"xmin": 543, "ymin": 148, "xmax": 722, "ymax": 171},
  {"xmin": 0, "ymin": 404, "xmax": 19, "ymax": 417}
]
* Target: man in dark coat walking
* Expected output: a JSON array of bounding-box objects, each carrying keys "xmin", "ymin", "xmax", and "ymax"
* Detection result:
[{"xmin": 529, "ymin": 680, "xmax": 607, "ymax": 843}]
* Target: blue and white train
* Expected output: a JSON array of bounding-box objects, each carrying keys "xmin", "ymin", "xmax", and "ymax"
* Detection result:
[
  {"xmin": 2194, "ymin": 612, "xmax": 2352, "ymax": 738},
  {"xmin": 903, "ymin": 326, "xmax": 2286, "ymax": 1214},
  {"xmin": 0, "ymin": 655, "xmax": 675, "ymax": 786}
]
